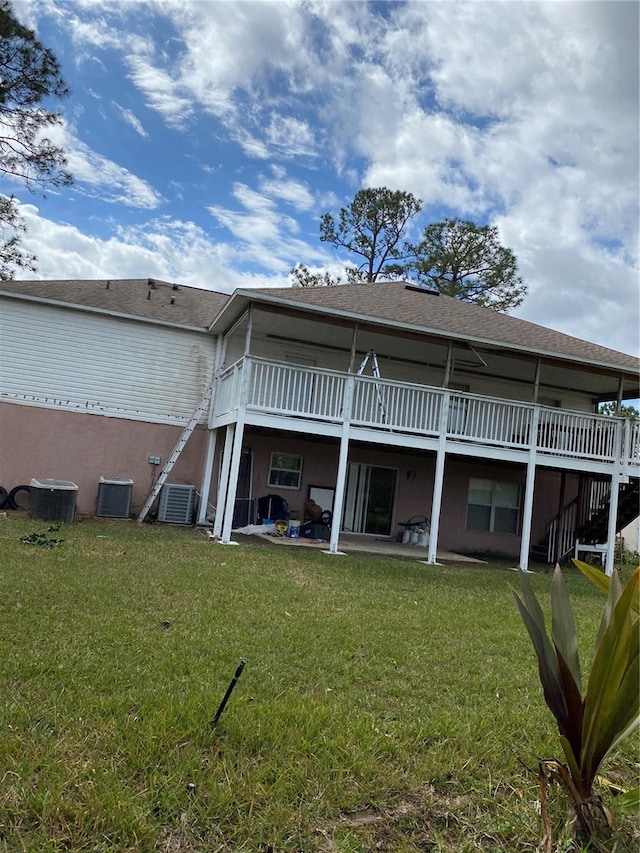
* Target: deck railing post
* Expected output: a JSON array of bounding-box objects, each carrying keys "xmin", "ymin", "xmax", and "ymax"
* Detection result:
[
  {"xmin": 220, "ymin": 412, "xmax": 246, "ymax": 544},
  {"xmin": 213, "ymin": 423, "xmax": 235, "ymax": 539},
  {"xmin": 519, "ymin": 406, "xmax": 540, "ymax": 572},
  {"xmin": 604, "ymin": 420, "xmax": 626, "ymax": 576},
  {"xmin": 328, "ymin": 373, "xmax": 355, "ymax": 555},
  {"xmin": 427, "ymin": 391, "xmax": 449, "ymax": 564},
  {"xmin": 197, "ymin": 428, "xmax": 218, "ymax": 525}
]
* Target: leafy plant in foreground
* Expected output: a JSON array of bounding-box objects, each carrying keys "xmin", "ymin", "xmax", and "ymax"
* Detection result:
[{"xmin": 510, "ymin": 565, "xmax": 639, "ymax": 851}]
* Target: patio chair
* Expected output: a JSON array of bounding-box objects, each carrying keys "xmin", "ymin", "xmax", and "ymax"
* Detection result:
[{"xmin": 398, "ymin": 515, "xmax": 429, "ymax": 533}]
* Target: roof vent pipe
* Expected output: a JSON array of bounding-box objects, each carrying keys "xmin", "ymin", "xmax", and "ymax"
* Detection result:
[
  {"xmin": 170, "ymin": 297, "xmax": 175, "ymax": 305},
  {"xmin": 147, "ymin": 289, "xmax": 151, "ymax": 300}
]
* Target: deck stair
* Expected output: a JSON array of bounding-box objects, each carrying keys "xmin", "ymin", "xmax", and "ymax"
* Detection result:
[{"xmin": 532, "ymin": 475, "xmax": 639, "ymax": 564}]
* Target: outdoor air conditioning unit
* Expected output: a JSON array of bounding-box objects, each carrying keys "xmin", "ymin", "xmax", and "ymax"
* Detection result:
[
  {"xmin": 158, "ymin": 484, "xmax": 196, "ymax": 524},
  {"xmin": 30, "ymin": 478, "xmax": 78, "ymax": 522},
  {"xmin": 97, "ymin": 477, "xmax": 133, "ymax": 518}
]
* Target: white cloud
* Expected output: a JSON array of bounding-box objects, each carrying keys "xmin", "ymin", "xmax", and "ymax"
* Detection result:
[
  {"xmin": 126, "ymin": 55, "xmax": 196, "ymax": 129},
  {"xmin": 258, "ymin": 169, "xmax": 314, "ymax": 212},
  {"xmin": 264, "ymin": 114, "xmax": 317, "ymax": 159},
  {"xmin": 207, "ymin": 181, "xmax": 319, "ymax": 272},
  {"xmin": 18, "ymin": 202, "xmax": 287, "ymax": 291},
  {"xmin": 49, "ymin": 122, "xmax": 163, "ymax": 209},
  {"xmin": 114, "ymin": 104, "xmax": 149, "ymax": 138}
]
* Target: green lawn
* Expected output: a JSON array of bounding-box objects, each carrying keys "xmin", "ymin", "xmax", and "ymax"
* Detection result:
[{"xmin": 0, "ymin": 516, "xmax": 637, "ymax": 852}]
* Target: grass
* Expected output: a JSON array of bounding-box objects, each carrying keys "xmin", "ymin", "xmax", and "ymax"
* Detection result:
[{"xmin": 0, "ymin": 516, "xmax": 637, "ymax": 853}]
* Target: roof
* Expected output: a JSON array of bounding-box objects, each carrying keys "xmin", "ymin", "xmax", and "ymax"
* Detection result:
[
  {"xmin": 0, "ymin": 277, "xmax": 637, "ymax": 376},
  {"xmin": 225, "ymin": 281, "xmax": 640, "ymax": 374},
  {"xmin": 0, "ymin": 278, "xmax": 229, "ymax": 330}
]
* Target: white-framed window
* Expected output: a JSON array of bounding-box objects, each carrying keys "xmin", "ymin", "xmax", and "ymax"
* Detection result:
[
  {"xmin": 466, "ymin": 478, "xmax": 521, "ymax": 534},
  {"xmin": 268, "ymin": 452, "xmax": 303, "ymax": 490}
]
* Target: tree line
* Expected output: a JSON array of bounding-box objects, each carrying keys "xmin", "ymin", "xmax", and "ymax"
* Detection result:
[{"xmin": 291, "ymin": 187, "xmax": 526, "ymax": 313}]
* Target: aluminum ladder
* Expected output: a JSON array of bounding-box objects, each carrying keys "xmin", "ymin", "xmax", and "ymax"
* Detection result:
[
  {"xmin": 357, "ymin": 349, "xmax": 386, "ymax": 421},
  {"xmin": 137, "ymin": 383, "xmax": 213, "ymax": 523}
]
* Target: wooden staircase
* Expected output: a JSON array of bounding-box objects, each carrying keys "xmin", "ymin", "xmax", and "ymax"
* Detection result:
[
  {"xmin": 578, "ymin": 477, "xmax": 639, "ymax": 544},
  {"xmin": 531, "ymin": 475, "xmax": 639, "ymax": 564}
]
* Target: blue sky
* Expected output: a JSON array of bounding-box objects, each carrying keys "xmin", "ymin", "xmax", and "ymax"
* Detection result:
[{"xmin": 8, "ymin": 0, "xmax": 640, "ymax": 357}]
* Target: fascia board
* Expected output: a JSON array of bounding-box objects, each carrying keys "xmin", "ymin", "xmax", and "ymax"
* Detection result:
[{"xmin": 211, "ymin": 289, "xmax": 640, "ymax": 379}]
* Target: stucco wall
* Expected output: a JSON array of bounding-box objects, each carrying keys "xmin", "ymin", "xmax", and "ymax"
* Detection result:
[
  {"xmin": 0, "ymin": 402, "xmax": 207, "ymax": 516},
  {"xmin": 235, "ymin": 430, "xmax": 563, "ymax": 557}
]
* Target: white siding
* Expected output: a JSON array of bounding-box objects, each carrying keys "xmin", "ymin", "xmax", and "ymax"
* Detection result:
[{"xmin": 0, "ymin": 300, "xmax": 216, "ymax": 424}]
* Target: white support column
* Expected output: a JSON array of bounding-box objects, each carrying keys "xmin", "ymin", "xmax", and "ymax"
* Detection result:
[
  {"xmin": 519, "ymin": 407, "xmax": 540, "ymax": 571},
  {"xmin": 197, "ymin": 333, "xmax": 225, "ymax": 527},
  {"xmin": 220, "ymin": 413, "xmax": 246, "ymax": 544},
  {"xmin": 244, "ymin": 305, "xmax": 253, "ymax": 355},
  {"xmin": 615, "ymin": 376, "xmax": 624, "ymax": 414},
  {"xmin": 532, "ymin": 358, "xmax": 541, "ymax": 404},
  {"xmin": 219, "ymin": 360, "xmax": 251, "ymax": 544},
  {"xmin": 604, "ymin": 472, "xmax": 621, "ymax": 578},
  {"xmin": 443, "ymin": 342, "xmax": 453, "ymax": 388},
  {"xmin": 327, "ymin": 374, "xmax": 354, "ymax": 555},
  {"xmin": 348, "ymin": 324, "xmax": 359, "ymax": 373},
  {"xmin": 427, "ymin": 391, "xmax": 450, "ymax": 564},
  {"xmin": 213, "ymin": 423, "xmax": 235, "ymax": 538},
  {"xmin": 197, "ymin": 428, "xmax": 218, "ymax": 525}
]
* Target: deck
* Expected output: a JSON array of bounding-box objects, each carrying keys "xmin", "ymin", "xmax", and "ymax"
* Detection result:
[{"xmin": 211, "ymin": 357, "xmax": 639, "ymax": 474}]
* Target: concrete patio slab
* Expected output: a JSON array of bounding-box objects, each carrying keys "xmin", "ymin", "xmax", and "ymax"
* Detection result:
[{"xmin": 229, "ymin": 530, "xmax": 486, "ymax": 564}]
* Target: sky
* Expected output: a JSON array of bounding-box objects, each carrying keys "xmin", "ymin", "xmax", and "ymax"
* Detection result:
[{"xmin": 8, "ymin": 0, "xmax": 640, "ymax": 358}]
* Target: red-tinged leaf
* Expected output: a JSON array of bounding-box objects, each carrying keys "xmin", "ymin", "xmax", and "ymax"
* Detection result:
[
  {"xmin": 551, "ymin": 565, "xmax": 581, "ymax": 692},
  {"xmin": 555, "ymin": 647, "xmax": 584, "ymax": 773},
  {"xmin": 510, "ymin": 585, "xmax": 569, "ymax": 733},
  {"xmin": 515, "ymin": 571, "xmax": 562, "ymax": 685}
]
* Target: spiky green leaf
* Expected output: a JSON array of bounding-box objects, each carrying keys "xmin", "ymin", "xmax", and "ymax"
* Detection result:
[
  {"xmin": 571, "ymin": 558, "xmax": 610, "ymax": 594},
  {"xmin": 559, "ymin": 734, "xmax": 582, "ymax": 788},
  {"xmin": 551, "ymin": 565, "xmax": 581, "ymax": 692},
  {"xmin": 581, "ymin": 568, "xmax": 640, "ymax": 792},
  {"xmin": 594, "ymin": 569, "xmax": 622, "ymax": 649},
  {"xmin": 571, "ymin": 558, "xmax": 639, "ymax": 615}
]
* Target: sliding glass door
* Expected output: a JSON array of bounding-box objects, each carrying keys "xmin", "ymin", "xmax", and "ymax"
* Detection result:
[{"xmin": 343, "ymin": 463, "xmax": 397, "ymax": 536}]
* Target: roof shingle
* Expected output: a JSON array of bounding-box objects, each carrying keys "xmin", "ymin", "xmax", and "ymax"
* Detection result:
[
  {"xmin": 0, "ymin": 278, "xmax": 228, "ymax": 329},
  {"xmin": 239, "ymin": 281, "xmax": 639, "ymax": 372}
]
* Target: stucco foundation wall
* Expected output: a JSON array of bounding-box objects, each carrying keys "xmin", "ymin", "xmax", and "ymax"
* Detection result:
[
  {"xmin": 239, "ymin": 431, "xmax": 563, "ymax": 556},
  {"xmin": 241, "ymin": 431, "xmax": 439, "ymax": 527},
  {"xmin": 242, "ymin": 432, "xmax": 340, "ymax": 519},
  {"xmin": 0, "ymin": 402, "xmax": 207, "ymax": 515},
  {"xmin": 437, "ymin": 459, "xmax": 562, "ymax": 557}
]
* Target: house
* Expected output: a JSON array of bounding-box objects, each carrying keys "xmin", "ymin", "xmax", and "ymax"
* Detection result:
[{"xmin": 1, "ymin": 277, "xmax": 638, "ymax": 574}]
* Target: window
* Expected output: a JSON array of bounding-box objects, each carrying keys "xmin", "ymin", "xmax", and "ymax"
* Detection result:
[
  {"xmin": 268, "ymin": 452, "xmax": 302, "ymax": 490},
  {"xmin": 466, "ymin": 478, "xmax": 521, "ymax": 534}
]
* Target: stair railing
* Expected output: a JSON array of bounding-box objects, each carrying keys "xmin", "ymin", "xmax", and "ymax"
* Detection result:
[{"xmin": 547, "ymin": 498, "xmax": 578, "ymax": 563}]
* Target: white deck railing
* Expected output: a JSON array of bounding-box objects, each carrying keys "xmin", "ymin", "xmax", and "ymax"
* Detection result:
[{"xmin": 211, "ymin": 357, "xmax": 638, "ymax": 467}]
